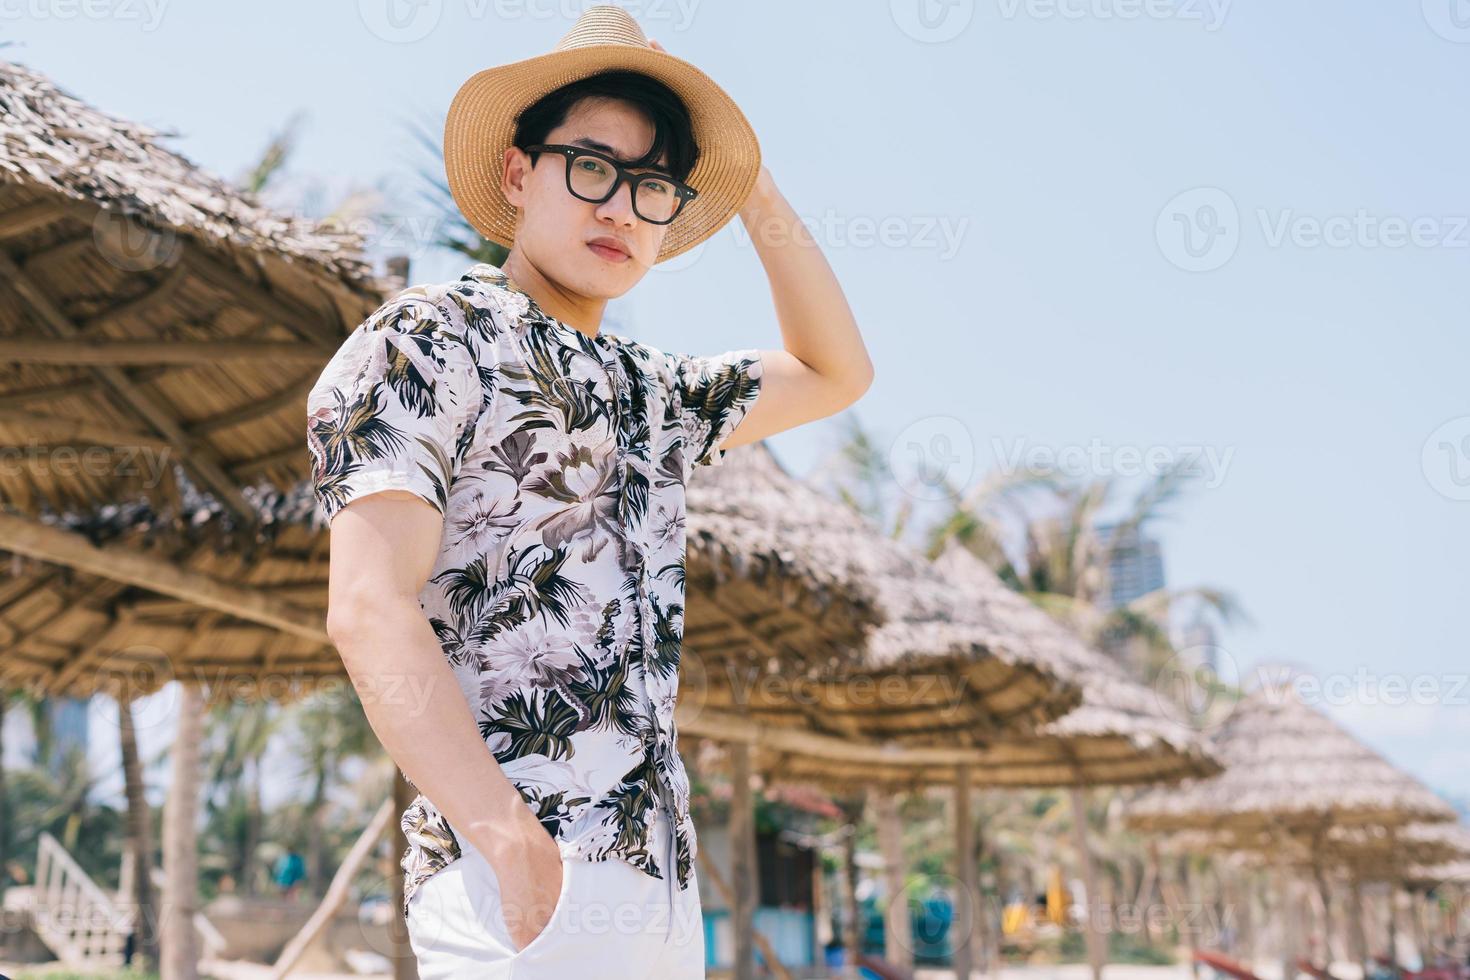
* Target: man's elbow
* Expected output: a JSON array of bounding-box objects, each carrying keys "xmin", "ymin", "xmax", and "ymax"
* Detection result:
[
  {"xmin": 841, "ymin": 361, "xmax": 875, "ymax": 405},
  {"xmin": 325, "ymin": 589, "xmax": 390, "ymax": 660}
]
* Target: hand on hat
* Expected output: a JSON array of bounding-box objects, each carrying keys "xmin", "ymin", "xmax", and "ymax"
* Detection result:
[{"xmin": 646, "ymin": 36, "xmax": 774, "ymax": 223}]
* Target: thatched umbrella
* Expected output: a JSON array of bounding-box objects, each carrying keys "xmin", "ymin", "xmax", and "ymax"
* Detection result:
[
  {"xmin": 683, "ymin": 441, "xmax": 1083, "ymax": 744},
  {"xmin": 1125, "ymin": 680, "xmax": 1454, "ymax": 836},
  {"xmin": 0, "ymin": 58, "xmax": 383, "ymax": 521},
  {"xmin": 680, "ymin": 518, "xmax": 1221, "ymax": 980},
  {"xmin": 1, "ymin": 56, "xmax": 386, "ymax": 977},
  {"xmin": 1127, "ymin": 679, "xmax": 1456, "ymax": 978}
]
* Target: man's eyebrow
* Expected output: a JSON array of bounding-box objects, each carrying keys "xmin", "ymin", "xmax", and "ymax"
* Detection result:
[{"xmin": 568, "ymin": 137, "xmax": 671, "ymax": 174}]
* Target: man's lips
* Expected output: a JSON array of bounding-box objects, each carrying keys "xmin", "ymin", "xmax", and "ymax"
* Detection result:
[{"xmin": 587, "ymin": 238, "xmax": 631, "ymax": 261}]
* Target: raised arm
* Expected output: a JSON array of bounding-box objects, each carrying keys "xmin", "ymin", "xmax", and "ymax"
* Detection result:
[{"xmin": 717, "ymin": 166, "xmax": 876, "ymax": 451}]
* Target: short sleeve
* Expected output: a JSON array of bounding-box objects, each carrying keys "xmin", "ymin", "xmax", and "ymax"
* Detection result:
[
  {"xmin": 667, "ymin": 347, "xmax": 764, "ymax": 472},
  {"xmin": 306, "ymin": 296, "xmax": 481, "ymax": 523}
]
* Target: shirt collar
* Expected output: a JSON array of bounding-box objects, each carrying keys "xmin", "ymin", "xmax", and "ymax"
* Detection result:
[{"xmin": 462, "ymin": 263, "xmax": 622, "ymax": 354}]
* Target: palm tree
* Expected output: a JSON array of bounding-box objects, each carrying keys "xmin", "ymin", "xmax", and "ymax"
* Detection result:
[
  {"xmin": 288, "ymin": 690, "xmax": 382, "ymax": 896},
  {"xmin": 407, "ymin": 117, "xmax": 509, "ymax": 267},
  {"xmin": 925, "ymin": 454, "xmax": 1247, "ymax": 684},
  {"xmin": 201, "ymin": 698, "xmax": 282, "ymax": 895}
]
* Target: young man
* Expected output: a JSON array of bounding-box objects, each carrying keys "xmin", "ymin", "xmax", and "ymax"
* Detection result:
[{"xmin": 307, "ymin": 6, "xmax": 872, "ymax": 976}]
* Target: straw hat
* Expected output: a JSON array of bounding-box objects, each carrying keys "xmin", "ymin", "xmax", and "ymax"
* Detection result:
[{"xmin": 443, "ymin": 4, "xmax": 761, "ymax": 264}]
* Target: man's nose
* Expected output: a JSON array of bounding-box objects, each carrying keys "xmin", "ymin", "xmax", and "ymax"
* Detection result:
[{"xmin": 595, "ymin": 177, "xmax": 639, "ymax": 226}]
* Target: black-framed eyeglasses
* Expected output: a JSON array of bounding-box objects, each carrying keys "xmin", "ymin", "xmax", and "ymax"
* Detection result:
[{"xmin": 522, "ymin": 143, "xmax": 698, "ymax": 225}]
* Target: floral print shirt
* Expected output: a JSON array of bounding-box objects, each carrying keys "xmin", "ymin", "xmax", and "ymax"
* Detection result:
[{"xmin": 306, "ymin": 262, "xmax": 763, "ymax": 918}]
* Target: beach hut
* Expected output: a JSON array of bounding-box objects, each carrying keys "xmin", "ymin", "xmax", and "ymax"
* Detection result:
[
  {"xmin": 1126, "ymin": 678, "xmax": 1456, "ymax": 978},
  {"xmin": 0, "ymin": 58, "xmax": 383, "ymax": 521},
  {"xmin": 679, "ymin": 445, "xmax": 1219, "ymax": 979},
  {"xmin": 1, "ymin": 56, "xmax": 385, "ymax": 977}
]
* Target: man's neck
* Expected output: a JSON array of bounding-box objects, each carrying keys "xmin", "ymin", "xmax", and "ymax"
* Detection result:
[{"xmin": 501, "ymin": 253, "xmax": 605, "ymax": 340}]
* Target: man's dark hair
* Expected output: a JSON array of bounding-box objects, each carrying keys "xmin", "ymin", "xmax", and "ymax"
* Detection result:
[{"xmin": 513, "ymin": 69, "xmax": 700, "ymax": 183}]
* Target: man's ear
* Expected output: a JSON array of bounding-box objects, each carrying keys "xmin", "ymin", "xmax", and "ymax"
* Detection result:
[{"xmin": 502, "ymin": 145, "xmax": 529, "ymax": 208}]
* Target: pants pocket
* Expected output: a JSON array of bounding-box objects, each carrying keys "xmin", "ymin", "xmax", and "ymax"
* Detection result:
[{"xmin": 505, "ymin": 853, "xmax": 576, "ymax": 960}]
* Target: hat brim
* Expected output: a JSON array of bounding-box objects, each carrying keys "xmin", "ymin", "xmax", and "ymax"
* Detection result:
[{"xmin": 443, "ymin": 45, "xmax": 760, "ymax": 264}]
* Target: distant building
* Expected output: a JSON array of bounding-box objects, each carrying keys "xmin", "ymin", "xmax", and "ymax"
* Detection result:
[
  {"xmin": 1095, "ymin": 522, "xmax": 1165, "ymax": 610},
  {"xmin": 46, "ymin": 697, "xmax": 90, "ymax": 772}
]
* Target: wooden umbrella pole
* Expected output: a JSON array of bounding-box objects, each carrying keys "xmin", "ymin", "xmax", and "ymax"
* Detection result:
[
  {"xmin": 952, "ymin": 765, "xmax": 978, "ymax": 980},
  {"xmin": 162, "ymin": 680, "xmax": 205, "ymax": 980},
  {"xmin": 874, "ymin": 786, "xmax": 914, "ymax": 972},
  {"xmin": 695, "ymin": 846, "xmax": 795, "ymax": 980},
  {"xmin": 1312, "ymin": 863, "xmax": 1337, "ymax": 967},
  {"xmin": 1348, "ymin": 874, "xmax": 1369, "ymax": 977},
  {"xmin": 840, "ymin": 799, "xmax": 864, "ymax": 980},
  {"xmin": 1272, "ymin": 866, "xmax": 1297, "ymax": 980},
  {"xmin": 729, "ymin": 740, "xmax": 758, "ymax": 980},
  {"xmin": 1069, "ymin": 787, "xmax": 1107, "ymax": 980}
]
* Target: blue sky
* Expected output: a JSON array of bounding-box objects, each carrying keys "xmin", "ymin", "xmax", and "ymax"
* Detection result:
[{"xmin": 4, "ymin": 1, "xmax": 1467, "ymax": 806}]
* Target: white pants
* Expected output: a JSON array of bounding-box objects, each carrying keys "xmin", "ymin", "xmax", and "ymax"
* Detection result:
[{"xmin": 405, "ymin": 807, "xmax": 705, "ymax": 978}]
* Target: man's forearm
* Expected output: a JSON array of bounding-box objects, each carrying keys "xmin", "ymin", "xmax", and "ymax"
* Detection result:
[
  {"xmin": 329, "ymin": 595, "xmax": 533, "ymax": 850},
  {"xmin": 738, "ymin": 172, "xmax": 874, "ymax": 395}
]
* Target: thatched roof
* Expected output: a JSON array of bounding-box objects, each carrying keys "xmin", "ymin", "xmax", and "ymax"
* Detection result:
[
  {"xmin": 1, "ymin": 459, "xmax": 880, "ymax": 698},
  {"xmin": 927, "ymin": 542, "xmax": 1220, "ymax": 786},
  {"xmin": 1401, "ymin": 857, "xmax": 1470, "ymax": 891},
  {"xmin": 685, "ymin": 539, "xmax": 1222, "ymax": 793},
  {"xmin": 0, "ymin": 478, "xmax": 335, "ymax": 700},
  {"xmin": 0, "ymin": 59, "xmax": 385, "ymax": 518},
  {"xmin": 1160, "ymin": 822, "xmax": 1470, "ymax": 885},
  {"xmin": 681, "ymin": 442, "xmax": 1082, "ymax": 745},
  {"xmin": 1126, "ymin": 679, "xmax": 1456, "ymax": 835}
]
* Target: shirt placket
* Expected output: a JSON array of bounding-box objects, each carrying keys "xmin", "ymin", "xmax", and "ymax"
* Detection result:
[
  {"xmin": 592, "ymin": 339, "xmax": 682, "ymax": 928},
  {"xmin": 592, "ymin": 344, "xmax": 672, "ymax": 762}
]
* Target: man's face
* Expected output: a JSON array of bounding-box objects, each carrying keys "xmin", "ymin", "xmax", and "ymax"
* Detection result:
[{"xmin": 503, "ymin": 97, "xmax": 673, "ymax": 299}]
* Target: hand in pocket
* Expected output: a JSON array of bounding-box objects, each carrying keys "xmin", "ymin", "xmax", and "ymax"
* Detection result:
[{"xmin": 488, "ymin": 826, "xmax": 566, "ymax": 953}]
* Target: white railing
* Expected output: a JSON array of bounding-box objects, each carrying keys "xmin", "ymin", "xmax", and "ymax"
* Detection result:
[{"xmin": 31, "ymin": 831, "xmax": 131, "ymax": 967}]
